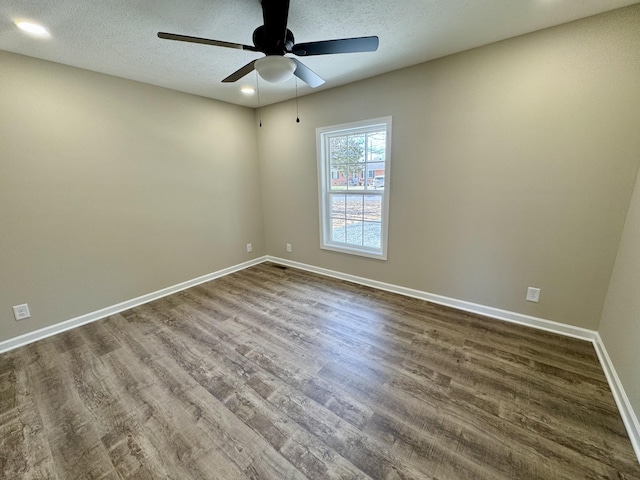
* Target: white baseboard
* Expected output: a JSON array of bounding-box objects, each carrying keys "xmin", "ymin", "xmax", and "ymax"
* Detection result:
[
  {"xmin": 266, "ymin": 255, "xmax": 639, "ymax": 465},
  {"xmin": 0, "ymin": 256, "xmax": 268, "ymax": 354},
  {"xmin": 266, "ymin": 256, "xmax": 597, "ymax": 341},
  {"xmin": 593, "ymin": 333, "xmax": 640, "ymax": 463}
]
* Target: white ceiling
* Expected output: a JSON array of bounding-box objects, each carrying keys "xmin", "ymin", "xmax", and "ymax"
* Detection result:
[{"xmin": 1, "ymin": 0, "xmax": 638, "ymax": 107}]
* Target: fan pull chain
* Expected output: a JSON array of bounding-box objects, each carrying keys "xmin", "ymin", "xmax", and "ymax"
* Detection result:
[
  {"xmin": 295, "ymin": 77, "xmax": 300, "ymax": 123},
  {"xmin": 256, "ymin": 72, "xmax": 262, "ymax": 127}
]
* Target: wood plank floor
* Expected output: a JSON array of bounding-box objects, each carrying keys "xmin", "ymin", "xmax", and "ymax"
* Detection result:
[{"xmin": 1, "ymin": 262, "xmax": 639, "ymax": 479}]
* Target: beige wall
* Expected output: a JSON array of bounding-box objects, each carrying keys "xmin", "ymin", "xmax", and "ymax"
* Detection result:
[
  {"xmin": 0, "ymin": 51, "xmax": 264, "ymax": 343},
  {"xmin": 258, "ymin": 5, "xmax": 640, "ymax": 330},
  {"xmin": 2, "ymin": 7, "xmax": 639, "ymax": 344},
  {"xmin": 600, "ymin": 166, "xmax": 640, "ymax": 419}
]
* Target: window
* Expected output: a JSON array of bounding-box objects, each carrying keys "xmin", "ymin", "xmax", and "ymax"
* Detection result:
[{"xmin": 317, "ymin": 117, "xmax": 392, "ymax": 259}]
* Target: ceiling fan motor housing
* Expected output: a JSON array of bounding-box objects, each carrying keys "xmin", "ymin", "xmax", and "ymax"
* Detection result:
[{"xmin": 252, "ymin": 26, "xmax": 295, "ymax": 55}]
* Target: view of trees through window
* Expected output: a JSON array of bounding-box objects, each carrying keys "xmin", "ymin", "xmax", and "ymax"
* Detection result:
[{"xmin": 329, "ymin": 131, "xmax": 386, "ymax": 191}]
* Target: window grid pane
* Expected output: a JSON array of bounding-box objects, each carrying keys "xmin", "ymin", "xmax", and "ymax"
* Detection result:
[
  {"xmin": 330, "ymin": 194, "xmax": 346, "ymax": 218},
  {"xmin": 331, "ymin": 218, "xmax": 346, "ymax": 243},
  {"xmin": 346, "ymin": 220, "xmax": 364, "ymax": 245},
  {"xmin": 363, "ymin": 222, "xmax": 382, "ymax": 248},
  {"xmin": 363, "ymin": 195, "xmax": 382, "ymax": 222},
  {"xmin": 346, "ymin": 195, "xmax": 364, "ymax": 221}
]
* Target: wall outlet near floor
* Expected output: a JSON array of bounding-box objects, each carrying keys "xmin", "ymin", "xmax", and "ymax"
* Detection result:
[
  {"xmin": 13, "ymin": 303, "xmax": 31, "ymax": 321},
  {"xmin": 246, "ymin": 243, "xmax": 252, "ymax": 253},
  {"xmin": 286, "ymin": 243, "xmax": 292, "ymax": 253},
  {"xmin": 526, "ymin": 287, "xmax": 541, "ymax": 303}
]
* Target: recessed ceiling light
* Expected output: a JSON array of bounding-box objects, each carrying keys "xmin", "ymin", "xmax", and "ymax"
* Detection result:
[
  {"xmin": 14, "ymin": 21, "xmax": 50, "ymax": 37},
  {"xmin": 241, "ymin": 87, "xmax": 256, "ymax": 95}
]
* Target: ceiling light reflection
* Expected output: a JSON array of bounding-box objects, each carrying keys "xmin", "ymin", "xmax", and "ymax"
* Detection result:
[{"xmin": 14, "ymin": 21, "xmax": 50, "ymax": 37}]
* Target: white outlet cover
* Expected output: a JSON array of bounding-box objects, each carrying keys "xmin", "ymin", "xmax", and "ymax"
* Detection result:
[
  {"xmin": 13, "ymin": 303, "xmax": 31, "ymax": 320},
  {"xmin": 526, "ymin": 287, "xmax": 541, "ymax": 303},
  {"xmin": 246, "ymin": 243, "xmax": 252, "ymax": 253}
]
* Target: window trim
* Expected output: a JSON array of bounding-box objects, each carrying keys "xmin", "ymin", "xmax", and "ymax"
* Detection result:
[{"xmin": 316, "ymin": 116, "xmax": 392, "ymax": 260}]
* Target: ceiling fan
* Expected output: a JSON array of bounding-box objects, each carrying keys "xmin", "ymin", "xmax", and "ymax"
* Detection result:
[{"xmin": 157, "ymin": 0, "xmax": 379, "ymax": 88}]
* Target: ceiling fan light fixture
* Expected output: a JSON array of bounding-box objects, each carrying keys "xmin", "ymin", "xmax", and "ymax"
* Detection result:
[{"xmin": 255, "ymin": 56, "xmax": 296, "ymax": 83}]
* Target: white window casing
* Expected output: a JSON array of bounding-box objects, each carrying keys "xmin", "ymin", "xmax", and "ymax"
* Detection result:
[{"xmin": 316, "ymin": 117, "xmax": 392, "ymax": 260}]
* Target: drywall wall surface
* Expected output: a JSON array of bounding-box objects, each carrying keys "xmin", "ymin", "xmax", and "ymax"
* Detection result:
[
  {"xmin": 0, "ymin": 51, "xmax": 264, "ymax": 342},
  {"xmin": 258, "ymin": 5, "xmax": 640, "ymax": 329},
  {"xmin": 599, "ymin": 167, "xmax": 640, "ymax": 422}
]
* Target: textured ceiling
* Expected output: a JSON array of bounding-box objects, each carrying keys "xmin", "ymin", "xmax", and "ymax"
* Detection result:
[{"xmin": 1, "ymin": 0, "xmax": 638, "ymax": 107}]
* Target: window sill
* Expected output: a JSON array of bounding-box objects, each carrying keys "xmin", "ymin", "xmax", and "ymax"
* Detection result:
[{"xmin": 320, "ymin": 243, "xmax": 387, "ymax": 261}]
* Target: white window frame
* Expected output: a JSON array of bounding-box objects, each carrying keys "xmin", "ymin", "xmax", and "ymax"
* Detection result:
[{"xmin": 316, "ymin": 117, "xmax": 392, "ymax": 260}]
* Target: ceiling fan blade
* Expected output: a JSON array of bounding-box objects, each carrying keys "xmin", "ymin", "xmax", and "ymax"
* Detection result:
[
  {"xmin": 291, "ymin": 36, "xmax": 379, "ymax": 56},
  {"xmin": 260, "ymin": 0, "xmax": 290, "ymax": 51},
  {"xmin": 222, "ymin": 60, "xmax": 259, "ymax": 83},
  {"xmin": 292, "ymin": 58, "xmax": 325, "ymax": 88},
  {"xmin": 158, "ymin": 32, "xmax": 257, "ymax": 51}
]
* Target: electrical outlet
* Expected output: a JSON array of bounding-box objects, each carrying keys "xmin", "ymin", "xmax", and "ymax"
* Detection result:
[
  {"xmin": 526, "ymin": 287, "xmax": 541, "ymax": 303},
  {"xmin": 13, "ymin": 303, "xmax": 31, "ymax": 321},
  {"xmin": 286, "ymin": 243, "xmax": 292, "ymax": 253},
  {"xmin": 246, "ymin": 243, "xmax": 252, "ymax": 253}
]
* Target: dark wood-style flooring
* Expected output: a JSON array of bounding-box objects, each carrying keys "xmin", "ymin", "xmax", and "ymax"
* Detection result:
[{"xmin": 1, "ymin": 262, "xmax": 639, "ymax": 479}]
